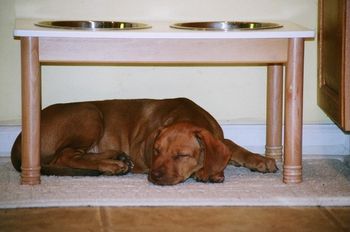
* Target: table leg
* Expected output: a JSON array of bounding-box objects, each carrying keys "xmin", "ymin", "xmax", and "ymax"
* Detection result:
[
  {"xmin": 20, "ymin": 37, "xmax": 41, "ymax": 185},
  {"xmin": 266, "ymin": 65, "xmax": 283, "ymax": 161},
  {"xmin": 283, "ymin": 38, "xmax": 304, "ymax": 184}
]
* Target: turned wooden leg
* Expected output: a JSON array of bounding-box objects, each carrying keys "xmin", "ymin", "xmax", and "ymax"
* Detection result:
[
  {"xmin": 283, "ymin": 38, "xmax": 305, "ymax": 184},
  {"xmin": 266, "ymin": 64, "xmax": 283, "ymax": 161},
  {"xmin": 21, "ymin": 37, "xmax": 41, "ymax": 185}
]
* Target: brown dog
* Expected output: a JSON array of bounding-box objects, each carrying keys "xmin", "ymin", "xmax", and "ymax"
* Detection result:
[{"xmin": 11, "ymin": 98, "xmax": 277, "ymax": 185}]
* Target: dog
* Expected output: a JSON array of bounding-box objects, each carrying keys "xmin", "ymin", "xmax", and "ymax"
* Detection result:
[{"xmin": 11, "ymin": 98, "xmax": 277, "ymax": 185}]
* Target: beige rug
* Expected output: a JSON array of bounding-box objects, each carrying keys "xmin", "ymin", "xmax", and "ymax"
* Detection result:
[{"xmin": 1, "ymin": 156, "xmax": 349, "ymax": 208}]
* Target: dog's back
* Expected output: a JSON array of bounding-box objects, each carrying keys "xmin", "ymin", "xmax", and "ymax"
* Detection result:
[{"xmin": 11, "ymin": 134, "xmax": 21, "ymax": 172}]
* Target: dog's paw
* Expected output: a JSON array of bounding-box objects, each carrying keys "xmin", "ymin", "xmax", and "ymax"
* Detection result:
[
  {"xmin": 265, "ymin": 157, "xmax": 278, "ymax": 173},
  {"xmin": 193, "ymin": 169, "xmax": 225, "ymax": 183},
  {"xmin": 98, "ymin": 159, "xmax": 131, "ymax": 176},
  {"xmin": 250, "ymin": 157, "xmax": 278, "ymax": 173},
  {"xmin": 193, "ymin": 169, "xmax": 210, "ymax": 182},
  {"xmin": 209, "ymin": 171, "xmax": 225, "ymax": 183},
  {"xmin": 116, "ymin": 152, "xmax": 134, "ymax": 172}
]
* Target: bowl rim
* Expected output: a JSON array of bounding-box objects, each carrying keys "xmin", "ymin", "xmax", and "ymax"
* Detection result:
[
  {"xmin": 34, "ymin": 20, "xmax": 152, "ymax": 30},
  {"xmin": 170, "ymin": 21, "xmax": 283, "ymax": 31}
]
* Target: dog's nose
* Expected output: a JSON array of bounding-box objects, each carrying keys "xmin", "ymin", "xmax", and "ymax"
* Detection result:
[{"xmin": 150, "ymin": 170, "xmax": 164, "ymax": 181}]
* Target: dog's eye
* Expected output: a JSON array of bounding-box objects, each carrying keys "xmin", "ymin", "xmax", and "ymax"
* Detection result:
[
  {"xmin": 173, "ymin": 153, "xmax": 190, "ymax": 160},
  {"xmin": 154, "ymin": 148, "xmax": 160, "ymax": 156}
]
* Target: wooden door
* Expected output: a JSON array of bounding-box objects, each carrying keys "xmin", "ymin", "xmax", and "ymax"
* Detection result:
[{"xmin": 318, "ymin": 0, "xmax": 350, "ymax": 132}]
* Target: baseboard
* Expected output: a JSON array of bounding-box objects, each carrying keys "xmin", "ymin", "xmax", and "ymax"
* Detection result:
[
  {"xmin": 0, "ymin": 125, "xmax": 21, "ymax": 156},
  {"xmin": 0, "ymin": 123, "xmax": 349, "ymax": 157},
  {"xmin": 223, "ymin": 123, "xmax": 350, "ymax": 156}
]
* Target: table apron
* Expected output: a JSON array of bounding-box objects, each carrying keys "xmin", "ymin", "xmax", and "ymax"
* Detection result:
[{"xmin": 39, "ymin": 38, "xmax": 288, "ymax": 64}]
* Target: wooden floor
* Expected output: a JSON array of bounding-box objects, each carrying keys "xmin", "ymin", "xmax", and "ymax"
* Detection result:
[{"xmin": 0, "ymin": 206, "xmax": 349, "ymax": 231}]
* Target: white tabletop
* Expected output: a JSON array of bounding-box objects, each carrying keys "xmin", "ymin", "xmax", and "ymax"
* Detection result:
[{"xmin": 14, "ymin": 19, "xmax": 315, "ymax": 39}]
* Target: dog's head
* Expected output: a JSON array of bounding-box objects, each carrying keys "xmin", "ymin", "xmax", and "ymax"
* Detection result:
[{"xmin": 148, "ymin": 122, "xmax": 231, "ymax": 185}]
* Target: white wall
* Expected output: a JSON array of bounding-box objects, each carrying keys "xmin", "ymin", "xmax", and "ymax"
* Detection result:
[
  {"xmin": 0, "ymin": 0, "xmax": 21, "ymax": 122},
  {"xmin": 0, "ymin": 0, "xmax": 330, "ymax": 124}
]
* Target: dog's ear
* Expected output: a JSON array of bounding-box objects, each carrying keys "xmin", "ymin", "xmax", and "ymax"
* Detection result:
[
  {"xmin": 144, "ymin": 128, "xmax": 162, "ymax": 168},
  {"xmin": 193, "ymin": 128, "xmax": 230, "ymax": 183}
]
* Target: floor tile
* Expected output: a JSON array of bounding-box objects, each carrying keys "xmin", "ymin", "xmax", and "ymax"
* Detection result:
[
  {"xmin": 325, "ymin": 207, "xmax": 350, "ymax": 231},
  {"xmin": 0, "ymin": 207, "xmax": 102, "ymax": 232},
  {"xmin": 103, "ymin": 207, "xmax": 344, "ymax": 232},
  {"xmin": 0, "ymin": 206, "xmax": 349, "ymax": 232}
]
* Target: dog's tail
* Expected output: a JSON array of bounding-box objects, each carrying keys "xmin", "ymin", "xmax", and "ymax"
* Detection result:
[{"xmin": 41, "ymin": 165, "xmax": 101, "ymax": 176}]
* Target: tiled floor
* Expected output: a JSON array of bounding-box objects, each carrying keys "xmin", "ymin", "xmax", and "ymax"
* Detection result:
[{"xmin": 0, "ymin": 207, "xmax": 349, "ymax": 232}]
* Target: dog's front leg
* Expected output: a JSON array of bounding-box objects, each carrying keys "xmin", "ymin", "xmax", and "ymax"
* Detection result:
[{"xmin": 224, "ymin": 139, "xmax": 278, "ymax": 173}]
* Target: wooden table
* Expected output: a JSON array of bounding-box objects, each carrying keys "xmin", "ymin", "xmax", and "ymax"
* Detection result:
[{"xmin": 14, "ymin": 19, "xmax": 314, "ymax": 185}]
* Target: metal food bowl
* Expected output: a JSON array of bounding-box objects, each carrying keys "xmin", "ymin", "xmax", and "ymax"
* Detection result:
[
  {"xmin": 170, "ymin": 21, "xmax": 283, "ymax": 31},
  {"xmin": 35, "ymin": 20, "xmax": 151, "ymax": 30}
]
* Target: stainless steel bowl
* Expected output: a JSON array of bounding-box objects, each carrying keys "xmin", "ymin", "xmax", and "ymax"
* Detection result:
[
  {"xmin": 35, "ymin": 20, "xmax": 151, "ymax": 30},
  {"xmin": 170, "ymin": 21, "xmax": 283, "ymax": 31}
]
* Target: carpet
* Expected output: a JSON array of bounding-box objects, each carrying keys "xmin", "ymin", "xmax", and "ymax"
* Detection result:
[{"xmin": 1, "ymin": 156, "xmax": 349, "ymax": 208}]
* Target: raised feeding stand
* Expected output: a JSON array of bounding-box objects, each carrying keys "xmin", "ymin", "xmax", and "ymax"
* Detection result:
[{"xmin": 14, "ymin": 19, "xmax": 314, "ymax": 185}]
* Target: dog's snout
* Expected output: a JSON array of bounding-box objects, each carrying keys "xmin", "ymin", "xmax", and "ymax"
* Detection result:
[{"xmin": 150, "ymin": 169, "xmax": 164, "ymax": 181}]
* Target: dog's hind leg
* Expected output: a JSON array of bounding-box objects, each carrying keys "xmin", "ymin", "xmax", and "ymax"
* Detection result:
[
  {"xmin": 224, "ymin": 139, "xmax": 278, "ymax": 173},
  {"xmin": 46, "ymin": 148, "xmax": 133, "ymax": 176}
]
